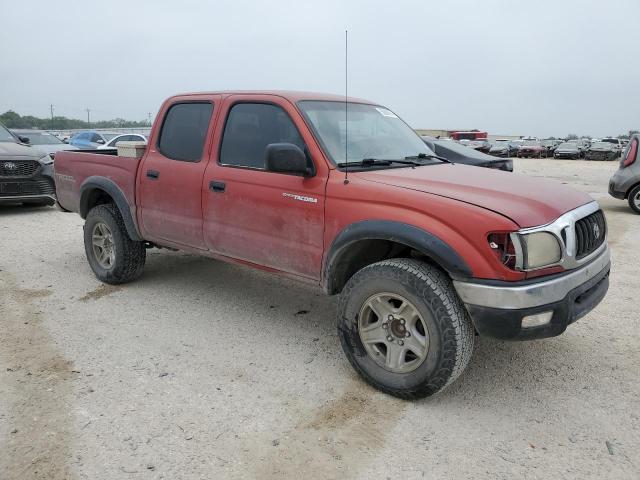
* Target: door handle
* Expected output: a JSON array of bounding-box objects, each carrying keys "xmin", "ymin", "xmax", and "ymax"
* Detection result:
[
  {"xmin": 146, "ymin": 169, "xmax": 160, "ymax": 180},
  {"xmin": 209, "ymin": 180, "xmax": 226, "ymax": 192}
]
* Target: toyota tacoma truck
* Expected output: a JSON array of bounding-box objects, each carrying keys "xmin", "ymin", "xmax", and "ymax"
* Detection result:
[{"xmin": 54, "ymin": 91, "xmax": 610, "ymax": 399}]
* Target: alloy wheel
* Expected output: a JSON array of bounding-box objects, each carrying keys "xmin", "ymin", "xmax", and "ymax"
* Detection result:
[
  {"xmin": 92, "ymin": 222, "xmax": 116, "ymax": 269},
  {"xmin": 358, "ymin": 292, "xmax": 430, "ymax": 373}
]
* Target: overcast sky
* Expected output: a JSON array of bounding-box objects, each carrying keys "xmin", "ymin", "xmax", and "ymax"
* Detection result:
[{"xmin": 1, "ymin": 0, "xmax": 638, "ymax": 137}]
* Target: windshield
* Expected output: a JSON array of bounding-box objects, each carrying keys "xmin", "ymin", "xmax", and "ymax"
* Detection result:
[
  {"xmin": 297, "ymin": 101, "xmax": 433, "ymax": 164},
  {"xmin": 20, "ymin": 132, "xmax": 64, "ymax": 145},
  {"xmin": 101, "ymin": 133, "xmax": 119, "ymax": 141},
  {"xmin": 523, "ymin": 141, "xmax": 541, "ymax": 146},
  {"xmin": 0, "ymin": 123, "xmax": 16, "ymax": 142},
  {"xmin": 591, "ymin": 142, "xmax": 612, "ymax": 149},
  {"xmin": 557, "ymin": 143, "xmax": 575, "ymax": 149},
  {"xmin": 601, "ymin": 138, "xmax": 619, "ymax": 144}
]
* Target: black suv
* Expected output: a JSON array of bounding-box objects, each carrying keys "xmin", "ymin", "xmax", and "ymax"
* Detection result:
[{"xmin": 0, "ymin": 122, "xmax": 56, "ymax": 206}]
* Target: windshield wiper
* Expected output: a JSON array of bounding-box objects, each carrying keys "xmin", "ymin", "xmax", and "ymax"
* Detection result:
[
  {"xmin": 404, "ymin": 153, "xmax": 453, "ymax": 164},
  {"xmin": 337, "ymin": 158, "xmax": 422, "ymax": 168}
]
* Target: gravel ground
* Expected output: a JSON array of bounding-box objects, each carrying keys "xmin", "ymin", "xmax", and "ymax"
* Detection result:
[{"xmin": 0, "ymin": 158, "xmax": 638, "ymax": 479}]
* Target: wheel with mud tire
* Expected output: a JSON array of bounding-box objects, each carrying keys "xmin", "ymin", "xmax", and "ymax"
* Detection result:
[
  {"xmin": 337, "ymin": 258, "xmax": 474, "ymax": 399},
  {"xmin": 628, "ymin": 184, "xmax": 640, "ymax": 214},
  {"xmin": 84, "ymin": 203, "xmax": 146, "ymax": 284}
]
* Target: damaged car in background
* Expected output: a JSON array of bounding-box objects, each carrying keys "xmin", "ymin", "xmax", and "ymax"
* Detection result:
[
  {"xmin": 586, "ymin": 141, "xmax": 619, "ymax": 161},
  {"xmin": 489, "ymin": 141, "xmax": 519, "ymax": 158},
  {"xmin": 517, "ymin": 141, "xmax": 547, "ymax": 158},
  {"xmin": 422, "ymin": 137, "xmax": 513, "ymax": 171},
  {"xmin": 554, "ymin": 142, "xmax": 583, "ymax": 159}
]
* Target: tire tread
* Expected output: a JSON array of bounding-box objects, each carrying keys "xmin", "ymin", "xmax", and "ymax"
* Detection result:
[
  {"xmin": 84, "ymin": 203, "xmax": 145, "ymax": 284},
  {"xmin": 338, "ymin": 258, "xmax": 474, "ymax": 399}
]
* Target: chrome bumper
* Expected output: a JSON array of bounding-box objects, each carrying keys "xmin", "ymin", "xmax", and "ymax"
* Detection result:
[{"xmin": 453, "ymin": 245, "xmax": 610, "ymax": 309}]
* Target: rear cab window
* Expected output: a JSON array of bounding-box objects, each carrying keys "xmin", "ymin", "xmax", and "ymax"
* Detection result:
[{"xmin": 158, "ymin": 102, "xmax": 213, "ymax": 162}]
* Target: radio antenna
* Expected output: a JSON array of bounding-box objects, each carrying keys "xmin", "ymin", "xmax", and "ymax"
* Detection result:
[{"xmin": 343, "ymin": 29, "xmax": 349, "ymax": 185}]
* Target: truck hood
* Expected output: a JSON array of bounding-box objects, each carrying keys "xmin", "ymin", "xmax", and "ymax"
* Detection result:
[
  {"xmin": 357, "ymin": 164, "xmax": 592, "ymax": 228},
  {"xmin": 0, "ymin": 141, "xmax": 45, "ymax": 160}
]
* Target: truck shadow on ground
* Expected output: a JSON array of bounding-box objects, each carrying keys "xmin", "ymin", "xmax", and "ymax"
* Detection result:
[{"xmin": 138, "ymin": 250, "xmax": 602, "ymax": 404}]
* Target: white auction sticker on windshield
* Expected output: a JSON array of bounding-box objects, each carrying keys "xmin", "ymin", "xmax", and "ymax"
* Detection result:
[{"xmin": 375, "ymin": 107, "xmax": 398, "ymax": 118}]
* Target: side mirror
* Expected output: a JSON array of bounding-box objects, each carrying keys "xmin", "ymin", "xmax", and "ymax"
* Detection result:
[
  {"xmin": 265, "ymin": 143, "xmax": 313, "ymax": 177},
  {"xmin": 19, "ymin": 136, "xmax": 30, "ymax": 144},
  {"xmin": 96, "ymin": 139, "xmax": 106, "ymax": 145}
]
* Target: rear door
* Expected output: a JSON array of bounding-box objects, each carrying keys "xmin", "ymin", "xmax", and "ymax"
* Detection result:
[
  {"xmin": 202, "ymin": 95, "xmax": 328, "ymax": 280},
  {"xmin": 137, "ymin": 97, "xmax": 219, "ymax": 249}
]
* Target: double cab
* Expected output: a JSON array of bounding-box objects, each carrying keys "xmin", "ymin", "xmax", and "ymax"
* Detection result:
[{"xmin": 54, "ymin": 91, "xmax": 610, "ymax": 399}]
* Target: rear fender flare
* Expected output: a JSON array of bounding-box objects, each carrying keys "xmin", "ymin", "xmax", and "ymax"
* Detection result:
[{"xmin": 79, "ymin": 176, "xmax": 142, "ymax": 241}]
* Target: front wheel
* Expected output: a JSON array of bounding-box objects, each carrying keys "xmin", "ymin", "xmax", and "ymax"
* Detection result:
[
  {"xmin": 628, "ymin": 184, "xmax": 640, "ymax": 214},
  {"xmin": 84, "ymin": 204, "xmax": 146, "ymax": 284},
  {"xmin": 337, "ymin": 259, "xmax": 474, "ymax": 399}
]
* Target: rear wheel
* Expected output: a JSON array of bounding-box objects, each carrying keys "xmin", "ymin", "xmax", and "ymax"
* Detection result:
[
  {"xmin": 628, "ymin": 185, "xmax": 640, "ymax": 214},
  {"xmin": 84, "ymin": 204, "xmax": 146, "ymax": 284},
  {"xmin": 337, "ymin": 259, "xmax": 474, "ymax": 399}
]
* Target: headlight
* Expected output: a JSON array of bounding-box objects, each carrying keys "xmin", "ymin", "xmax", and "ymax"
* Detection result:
[
  {"xmin": 520, "ymin": 232, "xmax": 562, "ymax": 269},
  {"xmin": 39, "ymin": 154, "xmax": 54, "ymax": 165}
]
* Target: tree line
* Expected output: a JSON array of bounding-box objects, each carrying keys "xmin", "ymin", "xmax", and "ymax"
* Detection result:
[{"xmin": 0, "ymin": 110, "xmax": 149, "ymax": 130}]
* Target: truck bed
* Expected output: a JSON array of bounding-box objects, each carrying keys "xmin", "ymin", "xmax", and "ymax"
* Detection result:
[{"xmin": 54, "ymin": 150, "xmax": 141, "ymax": 216}]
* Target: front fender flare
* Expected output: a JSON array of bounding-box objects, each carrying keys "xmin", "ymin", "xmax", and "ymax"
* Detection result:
[{"xmin": 323, "ymin": 220, "xmax": 473, "ymax": 294}]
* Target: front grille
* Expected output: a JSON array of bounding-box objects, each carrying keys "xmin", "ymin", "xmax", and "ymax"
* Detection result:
[
  {"xmin": 0, "ymin": 160, "xmax": 40, "ymax": 177},
  {"xmin": 0, "ymin": 179, "xmax": 55, "ymax": 197},
  {"xmin": 575, "ymin": 210, "xmax": 606, "ymax": 259}
]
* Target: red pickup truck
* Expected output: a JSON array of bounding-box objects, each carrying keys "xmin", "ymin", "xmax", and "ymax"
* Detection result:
[{"xmin": 54, "ymin": 91, "xmax": 610, "ymax": 399}]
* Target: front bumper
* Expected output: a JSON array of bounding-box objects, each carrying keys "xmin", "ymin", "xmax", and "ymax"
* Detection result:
[
  {"xmin": 608, "ymin": 168, "xmax": 637, "ymax": 200},
  {"xmin": 608, "ymin": 179, "xmax": 626, "ymax": 199},
  {"xmin": 518, "ymin": 150, "xmax": 543, "ymax": 158},
  {"xmin": 586, "ymin": 152, "xmax": 615, "ymax": 161},
  {"xmin": 0, "ymin": 162, "xmax": 56, "ymax": 204},
  {"xmin": 453, "ymin": 246, "xmax": 610, "ymax": 340}
]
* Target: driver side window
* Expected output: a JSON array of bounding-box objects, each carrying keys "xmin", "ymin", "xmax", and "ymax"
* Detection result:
[{"xmin": 219, "ymin": 103, "xmax": 306, "ymax": 169}]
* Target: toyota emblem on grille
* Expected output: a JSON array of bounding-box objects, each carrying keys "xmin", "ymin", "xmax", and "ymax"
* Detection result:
[
  {"xmin": 593, "ymin": 223, "xmax": 600, "ymax": 239},
  {"xmin": 3, "ymin": 162, "xmax": 17, "ymax": 170}
]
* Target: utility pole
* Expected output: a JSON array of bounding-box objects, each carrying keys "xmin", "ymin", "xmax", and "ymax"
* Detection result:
[
  {"xmin": 50, "ymin": 104, "xmax": 54, "ymax": 130},
  {"xmin": 86, "ymin": 108, "xmax": 91, "ymax": 127},
  {"xmin": 147, "ymin": 112, "xmax": 152, "ymax": 126}
]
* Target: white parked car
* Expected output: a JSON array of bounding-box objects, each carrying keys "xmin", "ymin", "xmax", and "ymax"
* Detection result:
[
  {"xmin": 601, "ymin": 137, "xmax": 624, "ymax": 155},
  {"xmin": 97, "ymin": 133, "xmax": 147, "ymax": 150}
]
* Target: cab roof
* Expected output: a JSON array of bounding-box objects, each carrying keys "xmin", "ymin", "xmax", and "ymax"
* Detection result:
[{"xmin": 170, "ymin": 90, "xmax": 375, "ymax": 104}]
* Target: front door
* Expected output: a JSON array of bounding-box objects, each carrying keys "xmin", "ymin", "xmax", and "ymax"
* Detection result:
[
  {"xmin": 138, "ymin": 98, "xmax": 218, "ymax": 249},
  {"xmin": 202, "ymin": 97, "xmax": 328, "ymax": 280}
]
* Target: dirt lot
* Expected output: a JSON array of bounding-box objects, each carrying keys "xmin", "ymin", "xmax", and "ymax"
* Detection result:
[{"xmin": 0, "ymin": 158, "xmax": 638, "ymax": 480}]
